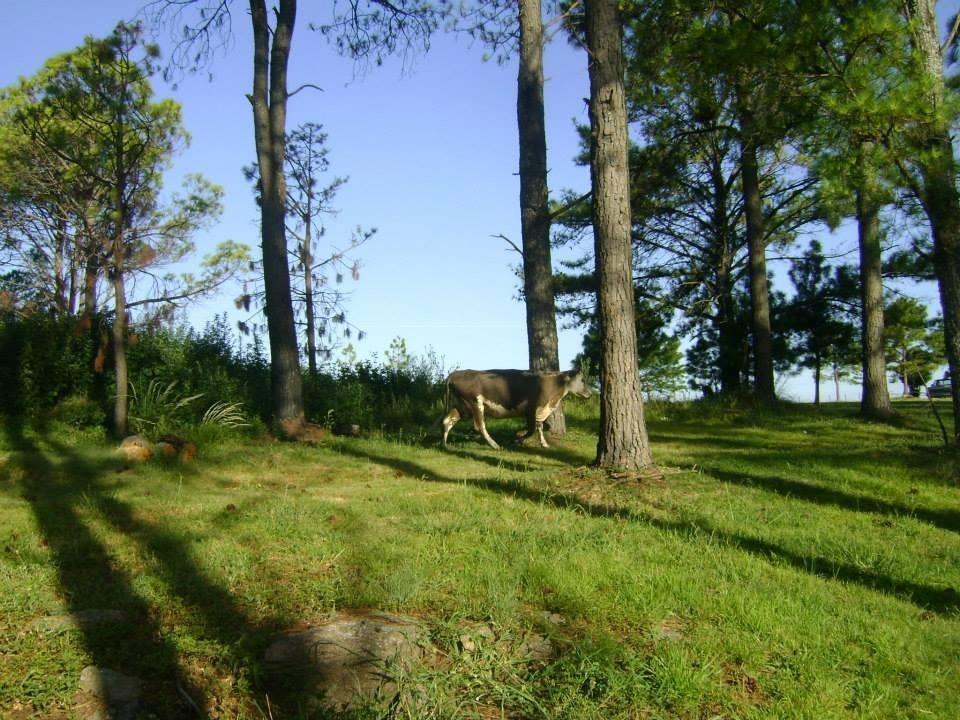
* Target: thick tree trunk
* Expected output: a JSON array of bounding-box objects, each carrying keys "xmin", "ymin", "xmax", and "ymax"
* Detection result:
[
  {"xmin": 737, "ymin": 116, "xmax": 775, "ymax": 402},
  {"xmin": 250, "ymin": 0, "xmax": 305, "ymax": 436},
  {"xmin": 585, "ymin": 0, "xmax": 654, "ymax": 471},
  {"xmin": 518, "ymin": 0, "xmax": 564, "ymax": 434},
  {"xmin": 80, "ymin": 246, "xmax": 108, "ymax": 412},
  {"xmin": 856, "ymin": 184, "xmax": 893, "ymax": 419},
  {"xmin": 904, "ymin": 0, "xmax": 960, "ymax": 441},
  {"xmin": 814, "ymin": 359, "xmax": 821, "ymax": 406},
  {"xmin": 111, "ymin": 243, "xmax": 128, "ymax": 439}
]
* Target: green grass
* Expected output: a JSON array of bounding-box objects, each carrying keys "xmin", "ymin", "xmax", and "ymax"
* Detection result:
[{"xmin": 1, "ymin": 399, "xmax": 958, "ymax": 718}]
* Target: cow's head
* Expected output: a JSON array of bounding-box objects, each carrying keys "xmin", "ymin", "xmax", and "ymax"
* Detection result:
[{"xmin": 565, "ymin": 369, "xmax": 592, "ymax": 398}]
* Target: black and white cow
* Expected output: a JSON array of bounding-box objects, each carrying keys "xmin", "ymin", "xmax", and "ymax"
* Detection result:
[{"xmin": 441, "ymin": 369, "xmax": 592, "ymax": 450}]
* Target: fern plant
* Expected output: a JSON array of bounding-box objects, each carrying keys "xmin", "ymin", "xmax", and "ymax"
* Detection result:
[
  {"xmin": 201, "ymin": 400, "xmax": 250, "ymax": 428},
  {"xmin": 128, "ymin": 380, "xmax": 203, "ymax": 438}
]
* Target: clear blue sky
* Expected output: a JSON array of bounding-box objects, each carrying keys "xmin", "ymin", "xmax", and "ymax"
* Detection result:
[
  {"xmin": 1, "ymin": 1, "xmax": 955, "ymax": 402},
  {"xmin": 1, "ymin": 0, "xmax": 592, "ymax": 374}
]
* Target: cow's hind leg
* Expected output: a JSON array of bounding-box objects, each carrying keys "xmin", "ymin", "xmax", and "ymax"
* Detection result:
[
  {"xmin": 441, "ymin": 407, "xmax": 461, "ymax": 448},
  {"xmin": 473, "ymin": 397, "xmax": 501, "ymax": 450},
  {"xmin": 519, "ymin": 413, "xmax": 550, "ymax": 448}
]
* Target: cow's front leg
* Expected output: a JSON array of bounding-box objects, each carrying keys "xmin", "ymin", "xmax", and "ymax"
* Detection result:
[
  {"xmin": 535, "ymin": 420, "xmax": 550, "ymax": 448},
  {"xmin": 474, "ymin": 396, "xmax": 501, "ymax": 450}
]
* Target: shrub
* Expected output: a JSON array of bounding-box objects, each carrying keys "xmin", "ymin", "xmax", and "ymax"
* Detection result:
[
  {"xmin": 47, "ymin": 394, "xmax": 107, "ymax": 429},
  {"xmin": 0, "ymin": 314, "xmax": 449, "ymax": 437},
  {"xmin": 0, "ymin": 314, "xmax": 95, "ymax": 418},
  {"xmin": 128, "ymin": 380, "xmax": 204, "ymax": 439},
  {"xmin": 302, "ymin": 349, "xmax": 447, "ymax": 434}
]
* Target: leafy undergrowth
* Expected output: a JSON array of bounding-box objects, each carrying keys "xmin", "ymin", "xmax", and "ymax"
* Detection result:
[{"xmin": 1, "ymin": 400, "xmax": 958, "ymax": 718}]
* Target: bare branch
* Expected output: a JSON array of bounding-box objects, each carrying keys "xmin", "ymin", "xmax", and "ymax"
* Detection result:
[
  {"xmin": 492, "ymin": 233, "xmax": 523, "ymax": 255},
  {"xmin": 287, "ymin": 82, "xmax": 325, "ymax": 98},
  {"xmin": 943, "ymin": 11, "xmax": 960, "ymax": 57}
]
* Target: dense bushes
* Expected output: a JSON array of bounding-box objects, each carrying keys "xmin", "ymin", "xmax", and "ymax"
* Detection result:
[
  {"xmin": 0, "ymin": 314, "xmax": 96, "ymax": 419},
  {"xmin": 303, "ymin": 353, "xmax": 446, "ymax": 433},
  {"xmin": 0, "ymin": 313, "xmax": 446, "ymax": 437},
  {"xmin": 125, "ymin": 315, "xmax": 272, "ymax": 426}
]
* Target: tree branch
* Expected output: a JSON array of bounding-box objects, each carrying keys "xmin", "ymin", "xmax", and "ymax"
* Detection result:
[
  {"xmin": 287, "ymin": 82, "xmax": 324, "ymax": 98},
  {"xmin": 943, "ymin": 11, "xmax": 960, "ymax": 57},
  {"xmin": 493, "ymin": 232, "xmax": 523, "ymax": 255}
]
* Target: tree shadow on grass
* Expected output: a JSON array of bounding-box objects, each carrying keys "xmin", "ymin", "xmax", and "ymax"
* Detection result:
[
  {"xmin": 334, "ymin": 442, "xmax": 960, "ymax": 614},
  {"xmin": 647, "ymin": 428, "xmax": 954, "ymax": 485},
  {"xmin": 701, "ymin": 466, "xmax": 960, "ymax": 534},
  {"xmin": 434, "ymin": 422, "xmax": 593, "ymax": 470},
  {"xmin": 1, "ymin": 418, "xmax": 284, "ymax": 717}
]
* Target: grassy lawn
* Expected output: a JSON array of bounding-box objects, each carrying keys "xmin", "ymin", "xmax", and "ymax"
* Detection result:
[{"xmin": 1, "ymin": 399, "xmax": 958, "ymax": 718}]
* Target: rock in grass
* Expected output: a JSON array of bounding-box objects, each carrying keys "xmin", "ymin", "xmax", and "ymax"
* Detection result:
[
  {"xmin": 77, "ymin": 666, "xmax": 141, "ymax": 720},
  {"xmin": 264, "ymin": 610, "xmax": 431, "ymax": 712},
  {"xmin": 118, "ymin": 436, "xmax": 152, "ymax": 462},
  {"xmin": 154, "ymin": 441, "xmax": 177, "ymax": 459},
  {"xmin": 158, "ymin": 434, "xmax": 198, "ymax": 462}
]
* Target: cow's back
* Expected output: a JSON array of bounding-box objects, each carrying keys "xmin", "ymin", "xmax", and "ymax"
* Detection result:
[{"xmin": 447, "ymin": 370, "xmax": 541, "ymax": 409}]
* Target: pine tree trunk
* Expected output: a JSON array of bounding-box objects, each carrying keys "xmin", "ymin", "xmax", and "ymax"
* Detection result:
[
  {"xmin": 250, "ymin": 0, "xmax": 305, "ymax": 436},
  {"xmin": 585, "ymin": 0, "xmax": 654, "ymax": 471},
  {"xmin": 518, "ymin": 0, "xmax": 564, "ymax": 434},
  {"xmin": 814, "ymin": 359, "xmax": 821, "ymax": 406},
  {"xmin": 54, "ymin": 217, "xmax": 68, "ymax": 314},
  {"xmin": 905, "ymin": 0, "xmax": 960, "ymax": 441},
  {"xmin": 81, "ymin": 245, "xmax": 108, "ymax": 414},
  {"xmin": 856, "ymin": 184, "xmax": 893, "ymax": 420},
  {"xmin": 111, "ymin": 243, "xmax": 128, "ymax": 439},
  {"xmin": 737, "ymin": 114, "xmax": 775, "ymax": 402}
]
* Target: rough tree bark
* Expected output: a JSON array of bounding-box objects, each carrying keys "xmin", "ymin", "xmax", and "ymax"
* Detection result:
[
  {"xmin": 517, "ymin": 0, "xmax": 564, "ymax": 434},
  {"xmin": 856, "ymin": 172, "xmax": 893, "ymax": 420},
  {"xmin": 111, "ymin": 80, "xmax": 130, "ymax": 439},
  {"xmin": 585, "ymin": 0, "xmax": 654, "ymax": 471},
  {"xmin": 903, "ymin": 0, "xmax": 960, "ymax": 441},
  {"xmin": 250, "ymin": 0, "xmax": 305, "ymax": 436},
  {"xmin": 736, "ymin": 101, "xmax": 775, "ymax": 402}
]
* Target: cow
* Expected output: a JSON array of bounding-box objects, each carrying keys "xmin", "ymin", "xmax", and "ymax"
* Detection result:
[{"xmin": 441, "ymin": 368, "xmax": 592, "ymax": 450}]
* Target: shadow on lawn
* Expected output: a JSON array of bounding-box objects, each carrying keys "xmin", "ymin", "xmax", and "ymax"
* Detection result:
[
  {"xmin": 436, "ymin": 421, "xmax": 593, "ymax": 470},
  {"xmin": 701, "ymin": 466, "xmax": 960, "ymax": 534},
  {"xmin": 1, "ymin": 418, "xmax": 282, "ymax": 717},
  {"xmin": 649, "ymin": 429, "xmax": 948, "ymax": 469},
  {"xmin": 336, "ymin": 443, "xmax": 960, "ymax": 614}
]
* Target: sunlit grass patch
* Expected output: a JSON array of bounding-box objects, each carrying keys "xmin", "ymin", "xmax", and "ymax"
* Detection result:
[{"xmin": 1, "ymin": 402, "xmax": 958, "ymax": 718}]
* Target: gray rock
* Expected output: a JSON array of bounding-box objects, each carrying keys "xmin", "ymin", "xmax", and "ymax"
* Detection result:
[
  {"xmin": 518, "ymin": 633, "xmax": 555, "ymax": 662},
  {"xmin": 264, "ymin": 610, "xmax": 430, "ymax": 711},
  {"xmin": 536, "ymin": 610, "xmax": 567, "ymax": 626},
  {"xmin": 118, "ymin": 435, "xmax": 152, "ymax": 462},
  {"xmin": 78, "ymin": 666, "xmax": 141, "ymax": 704},
  {"xmin": 457, "ymin": 622, "xmax": 496, "ymax": 654}
]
